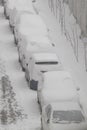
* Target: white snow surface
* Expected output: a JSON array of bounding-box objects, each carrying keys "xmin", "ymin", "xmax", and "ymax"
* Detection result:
[
  {"xmin": 32, "ymin": 53, "xmax": 58, "ymax": 62},
  {"xmin": 33, "ymin": 0, "xmax": 87, "ymax": 113},
  {"xmin": 16, "ymin": 14, "xmax": 48, "ymax": 36},
  {"xmin": 40, "ymin": 88, "xmax": 78, "ymax": 107},
  {"xmin": 0, "ymin": 0, "xmax": 87, "ymax": 129},
  {"xmin": 9, "ymin": 0, "xmax": 35, "ymax": 27},
  {"xmin": 50, "ymin": 101, "xmax": 81, "ymax": 111},
  {"xmin": 38, "ymin": 71, "xmax": 79, "ymax": 106},
  {"xmin": 0, "ymin": 6, "xmax": 40, "ymax": 130}
]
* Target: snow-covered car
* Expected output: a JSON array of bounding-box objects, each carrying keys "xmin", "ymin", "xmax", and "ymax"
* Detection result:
[
  {"xmin": 14, "ymin": 13, "xmax": 48, "ymax": 43},
  {"xmin": 25, "ymin": 53, "xmax": 63, "ymax": 90},
  {"xmin": 4, "ymin": 0, "xmax": 16, "ymax": 19},
  {"xmin": 37, "ymin": 71, "xmax": 79, "ymax": 108},
  {"xmin": 18, "ymin": 35, "xmax": 55, "ymax": 69},
  {"xmin": 9, "ymin": 0, "xmax": 35, "ymax": 28},
  {"xmin": 41, "ymin": 101, "xmax": 87, "ymax": 130}
]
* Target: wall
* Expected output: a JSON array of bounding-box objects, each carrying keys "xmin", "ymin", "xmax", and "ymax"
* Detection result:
[
  {"xmin": 67, "ymin": 0, "xmax": 87, "ymax": 37},
  {"xmin": 48, "ymin": 0, "xmax": 87, "ymax": 71}
]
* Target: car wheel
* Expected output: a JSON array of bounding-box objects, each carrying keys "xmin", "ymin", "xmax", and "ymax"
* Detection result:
[{"xmin": 30, "ymin": 80, "xmax": 38, "ymax": 90}]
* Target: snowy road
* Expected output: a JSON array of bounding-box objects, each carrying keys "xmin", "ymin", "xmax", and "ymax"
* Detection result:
[
  {"xmin": 0, "ymin": 0, "xmax": 87, "ymax": 129},
  {"xmin": 0, "ymin": 6, "xmax": 40, "ymax": 130}
]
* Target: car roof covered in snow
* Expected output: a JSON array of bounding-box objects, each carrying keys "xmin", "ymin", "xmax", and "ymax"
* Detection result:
[
  {"xmin": 41, "ymin": 85, "xmax": 78, "ymax": 103},
  {"xmin": 48, "ymin": 101, "xmax": 81, "ymax": 111},
  {"xmin": 18, "ymin": 14, "xmax": 47, "ymax": 35},
  {"xmin": 26, "ymin": 38, "xmax": 54, "ymax": 52},
  {"xmin": 7, "ymin": 0, "xmax": 17, "ymax": 9},
  {"xmin": 13, "ymin": 0, "xmax": 35, "ymax": 13},
  {"xmin": 32, "ymin": 53, "xmax": 58, "ymax": 62},
  {"xmin": 25, "ymin": 35, "xmax": 51, "ymax": 45},
  {"xmin": 26, "ymin": 43, "xmax": 53, "ymax": 53},
  {"xmin": 43, "ymin": 70, "xmax": 72, "ymax": 82},
  {"xmin": 42, "ymin": 71, "xmax": 77, "ymax": 91}
]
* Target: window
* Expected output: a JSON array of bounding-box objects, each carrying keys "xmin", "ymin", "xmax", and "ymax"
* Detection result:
[
  {"xmin": 35, "ymin": 61, "xmax": 58, "ymax": 65},
  {"xmin": 52, "ymin": 110, "xmax": 85, "ymax": 124}
]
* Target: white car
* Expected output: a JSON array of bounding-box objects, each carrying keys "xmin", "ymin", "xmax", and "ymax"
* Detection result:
[
  {"xmin": 37, "ymin": 71, "xmax": 79, "ymax": 108},
  {"xmin": 9, "ymin": 0, "xmax": 35, "ymax": 28},
  {"xmin": 25, "ymin": 53, "xmax": 63, "ymax": 90},
  {"xmin": 18, "ymin": 35, "xmax": 55, "ymax": 69},
  {"xmin": 14, "ymin": 13, "xmax": 48, "ymax": 43},
  {"xmin": 4, "ymin": 0, "xmax": 16, "ymax": 19},
  {"xmin": 41, "ymin": 101, "xmax": 87, "ymax": 130}
]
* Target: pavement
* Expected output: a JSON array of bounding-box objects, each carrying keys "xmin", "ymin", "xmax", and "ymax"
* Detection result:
[{"xmin": 0, "ymin": 5, "xmax": 40, "ymax": 130}]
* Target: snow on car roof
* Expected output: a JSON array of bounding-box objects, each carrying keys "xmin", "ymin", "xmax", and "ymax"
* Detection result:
[
  {"xmin": 49, "ymin": 101, "xmax": 81, "ymax": 111},
  {"xmin": 32, "ymin": 53, "xmax": 58, "ymax": 62},
  {"xmin": 43, "ymin": 71, "xmax": 72, "ymax": 81},
  {"xmin": 43, "ymin": 71, "xmax": 77, "ymax": 90},
  {"xmin": 13, "ymin": 0, "xmax": 35, "ymax": 13},
  {"xmin": 19, "ymin": 14, "xmax": 46, "ymax": 27},
  {"xmin": 26, "ymin": 42, "xmax": 53, "ymax": 53},
  {"xmin": 26, "ymin": 38, "xmax": 54, "ymax": 52},
  {"xmin": 25, "ymin": 35, "xmax": 51, "ymax": 45},
  {"xmin": 7, "ymin": 0, "xmax": 17, "ymax": 9},
  {"xmin": 25, "ymin": 36, "xmax": 53, "ymax": 49},
  {"xmin": 18, "ymin": 14, "xmax": 47, "ymax": 35},
  {"xmin": 42, "ymin": 86, "xmax": 78, "ymax": 103}
]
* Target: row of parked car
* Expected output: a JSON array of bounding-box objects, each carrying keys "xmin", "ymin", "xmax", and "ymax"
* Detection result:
[{"xmin": 2, "ymin": 0, "xmax": 87, "ymax": 130}]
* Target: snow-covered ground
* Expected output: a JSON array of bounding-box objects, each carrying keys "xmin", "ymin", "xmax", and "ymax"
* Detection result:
[
  {"xmin": 0, "ymin": 0, "xmax": 87, "ymax": 130},
  {"xmin": 0, "ymin": 5, "xmax": 40, "ymax": 130}
]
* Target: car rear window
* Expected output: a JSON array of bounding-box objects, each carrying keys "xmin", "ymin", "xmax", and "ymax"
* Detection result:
[
  {"xmin": 35, "ymin": 61, "xmax": 58, "ymax": 65},
  {"xmin": 52, "ymin": 110, "xmax": 85, "ymax": 124}
]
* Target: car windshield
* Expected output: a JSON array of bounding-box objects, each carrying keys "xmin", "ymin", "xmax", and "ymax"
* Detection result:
[
  {"xmin": 52, "ymin": 110, "xmax": 85, "ymax": 124},
  {"xmin": 35, "ymin": 61, "xmax": 58, "ymax": 65}
]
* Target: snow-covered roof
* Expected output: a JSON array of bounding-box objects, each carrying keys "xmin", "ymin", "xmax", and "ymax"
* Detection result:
[
  {"xmin": 18, "ymin": 14, "xmax": 47, "ymax": 36},
  {"xmin": 26, "ymin": 43, "xmax": 53, "ymax": 53},
  {"xmin": 6, "ymin": 0, "xmax": 17, "ymax": 9},
  {"xmin": 13, "ymin": 0, "xmax": 35, "ymax": 13},
  {"xmin": 49, "ymin": 101, "xmax": 81, "ymax": 111},
  {"xmin": 42, "ymin": 86, "xmax": 78, "ymax": 103},
  {"xmin": 32, "ymin": 53, "xmax": 58, "ymax": 62},
  {"xmin": 43, "ymin": 71, "xmax": 71, "ymax": 82},
  {"xmin": 43, "ymin": 71, "xmax": 77, "ymax": 90},
  {"xmin": 25, "ymin": 36, "xmax": 53, "ymax": 50},
  {"xmin": 25, "ymin": 35, "xmax": 51, "ymax": 45}
]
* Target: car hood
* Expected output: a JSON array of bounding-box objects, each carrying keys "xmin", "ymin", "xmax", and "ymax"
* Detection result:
[{"xmin": 50, "ymin": 122, "xmax": 87, "ymax": 130}]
